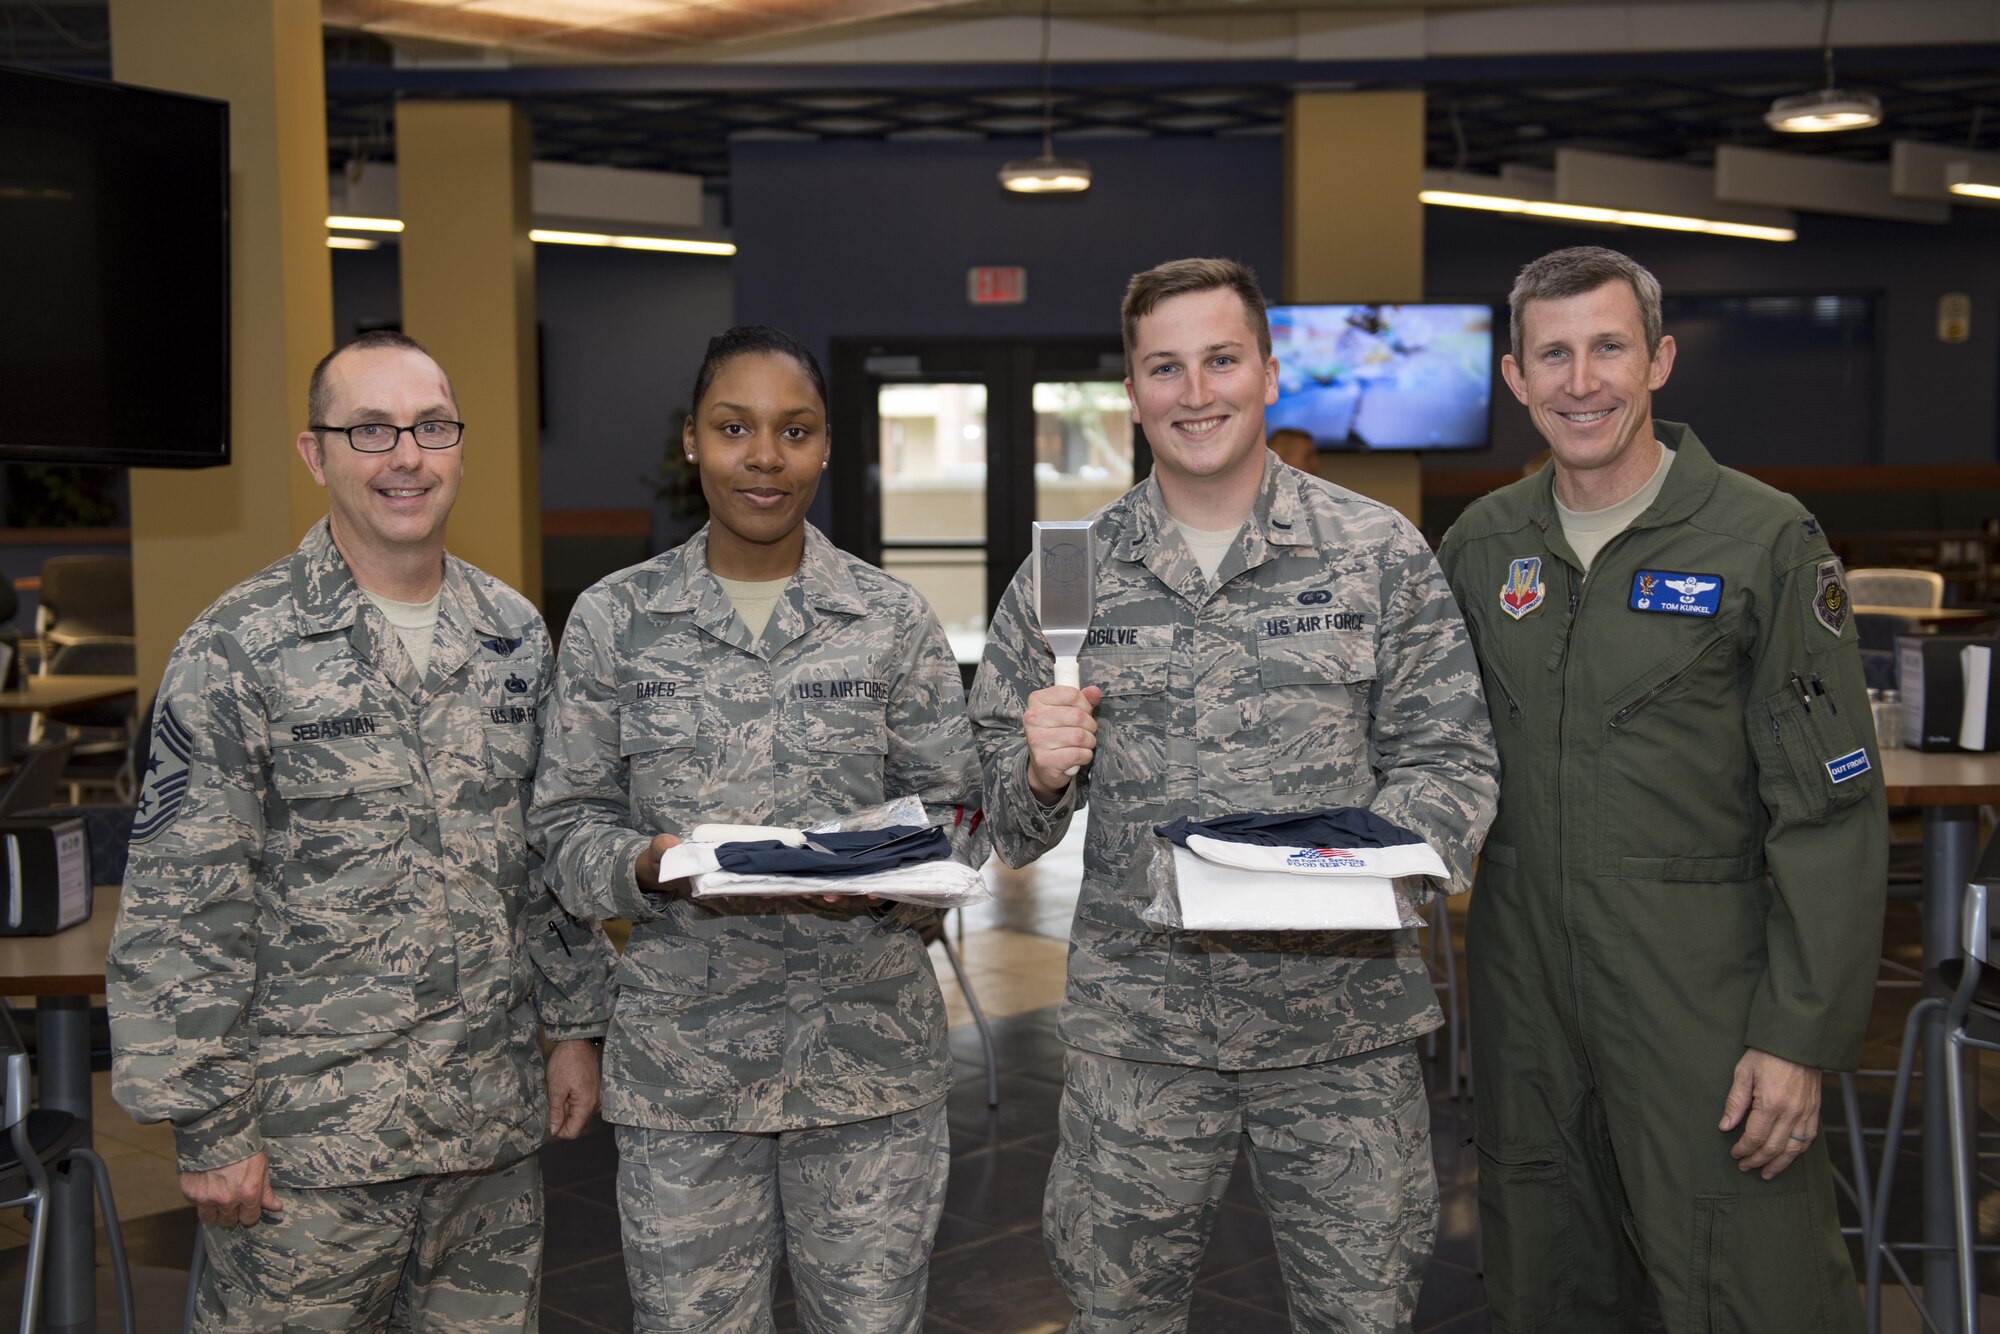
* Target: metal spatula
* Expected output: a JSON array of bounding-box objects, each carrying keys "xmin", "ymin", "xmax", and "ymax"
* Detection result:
[{"xmin": 1034, "ymin": 519, "xmax": 1096, "ymax": 774}]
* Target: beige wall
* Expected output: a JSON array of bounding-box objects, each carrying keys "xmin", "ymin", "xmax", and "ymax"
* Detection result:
[
  {"xmin": 1284, "ymin": 91, "xmax": 1425, "ymax": 524},
  {"xmin": 110, "ymin": 0, "xmax": 334, "ymax": 695},
  {"xmin": 396, "ymin": 101, "xmax": 543, "ymax": 606}
]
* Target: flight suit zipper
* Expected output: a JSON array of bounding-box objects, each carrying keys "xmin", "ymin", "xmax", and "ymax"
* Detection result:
[{"xmin": 1608, "ymin": 636, "xmax": 1728, "ymax": 729}]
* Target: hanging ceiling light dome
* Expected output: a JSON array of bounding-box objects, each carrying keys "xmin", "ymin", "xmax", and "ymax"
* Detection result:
[
  {"xmin": 1766, "ymin": 0, "xmax": 1882, "ymax": 134},
  {"xmin": 999, "ymin": 154, "xmax": 1093, "ymax": 194},
  {"xmin": 1765, "ymin": 88, "xmax": 1883, "ymax": 134},
  {"xmin": 999, "ymin": 0, "xmax": 1090, "ymax": 195}
]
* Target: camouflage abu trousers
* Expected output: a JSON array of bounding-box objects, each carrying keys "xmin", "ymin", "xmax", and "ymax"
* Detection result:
[
  {"xmin": 1045, "ymin": 1043, "xmax": 1436, "ymax": 1334},
  {"xmin": 193, "ymin": 1156, "xmax": 542, "ymax": 1332},
  {"xmin": 615, "ymin": 1097, "xmax": 949, "ymax": 1334}
]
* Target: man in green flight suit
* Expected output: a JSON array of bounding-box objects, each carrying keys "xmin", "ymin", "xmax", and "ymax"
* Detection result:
[{"xmin": 1438, "ymin": 246, "xmax": 1885, "ymax": 1332}]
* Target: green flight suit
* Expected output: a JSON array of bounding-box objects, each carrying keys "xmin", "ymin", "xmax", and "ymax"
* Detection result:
[{"xmin": 1437, "ymin": 424, "xmax": 1886, "ymax": 1333}]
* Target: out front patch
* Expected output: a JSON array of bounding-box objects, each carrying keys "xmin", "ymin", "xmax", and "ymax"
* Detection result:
[
  {"xmin": 1500, "ymin": 557, "xmax": 1545, "ymax": 620},
  {"xmin": 1630, "ymin": 570, "xmax": 1722, "ymax": 618}
]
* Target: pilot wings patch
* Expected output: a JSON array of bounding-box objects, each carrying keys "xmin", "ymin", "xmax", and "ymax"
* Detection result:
[{"xmin": 1629, "ymin": 569, "xmax": 1723, "ymax": 618}]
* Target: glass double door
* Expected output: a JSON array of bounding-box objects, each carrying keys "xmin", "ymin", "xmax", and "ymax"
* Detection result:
[{"xmin": 829, "ymin": 338, "xmax": 1147, "ymax": 668}]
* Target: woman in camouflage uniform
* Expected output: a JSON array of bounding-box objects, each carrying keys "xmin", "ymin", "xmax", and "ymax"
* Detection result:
[{"xmin": 530, "ymin": 327, "xmax": 984, "ymax": 1334}]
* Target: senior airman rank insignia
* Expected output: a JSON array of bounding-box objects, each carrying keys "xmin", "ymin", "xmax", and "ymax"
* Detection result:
[
  {"xmin": 1814, "ymin": 559, "xmax": 1850, "ymax": 636},
  {"xmin": 1500, "ymin": 557, "xmax": 1545, "ymax": 620}
]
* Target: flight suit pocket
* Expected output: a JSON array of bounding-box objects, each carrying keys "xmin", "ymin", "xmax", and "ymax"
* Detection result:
[
  {"xmin": 1689, "ymin": 1189, "xmax": 1843, "ymax": 1334},
  {"xmin": 1473, "ymin": 1139, "xmax": 1575, "ymax": 1325},
  {"xmin": 1257, "ymin": 637, "xmax": 1374, "ymax": 798},
  {"xmin": 1752, "ymin": 681, "xmax": 1876, "ymax": 825},
  {"xmin": 618, "ymin": 691, "xmax": 701, "ymax": 816}
]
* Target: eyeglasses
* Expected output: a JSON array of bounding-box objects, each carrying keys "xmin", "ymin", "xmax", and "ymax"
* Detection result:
[{"xmin": 310, "ymin": 420, "xmax": 465, "ymax": 452}]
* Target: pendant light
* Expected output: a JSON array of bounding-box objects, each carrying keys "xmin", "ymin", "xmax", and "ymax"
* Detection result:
[
  {"xmin": 999, "ymin": 0, "xmax": 1091, "ymax": 194},
  {"xmin": 1765, "ymin": 0, "xmax": 1882, "ymax": 134}
]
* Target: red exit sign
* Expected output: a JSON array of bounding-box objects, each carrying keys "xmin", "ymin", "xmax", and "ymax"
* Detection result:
[{"xmin": 968, "ymin": 266, "xmax": 1027, "ymax": 305}]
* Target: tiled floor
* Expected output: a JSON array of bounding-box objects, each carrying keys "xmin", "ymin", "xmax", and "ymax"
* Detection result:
[{"xmin": 8, "ymin": 819, "xmax": 2000, "ymax": 1331}]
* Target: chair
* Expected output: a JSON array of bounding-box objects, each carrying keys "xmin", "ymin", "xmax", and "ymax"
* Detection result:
[
  {"xmin": 1866, "ymin": 873, "xmax": 2000, "ymax": 1331},
  {"xmin": 1425, "ymin": 898, "xmax": 1465, "ymax": 1097},
  {"xmin": 0, "ymin": 1018, "xmax": 135, "ymax": 1334},
  {"xmin": 920, "ymin": 915, "xmax": 998, "ymax": 1107},
  {"xmin": 0, "ymin": 738, "xmax": 76, "ymax": 819},
  {"xmin": 34, "ymin": 557, "xmax": 133, "ymax": 645},
  {"xmin": 1847, "ymin": 568, "xmax": 1946, "ymax": 612},
  {"xmin": 30, "ymin": 638, "xmax": 138, "ymax": 803}
]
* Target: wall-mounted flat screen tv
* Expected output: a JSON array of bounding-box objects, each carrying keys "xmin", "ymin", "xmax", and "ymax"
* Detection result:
[
  {"xmin": 0, "ymin": 66, "xmax": 229, "ymax": 468},
  {"xmin": 1266, "ymin": 303, "xmax": 1493, "ymax": 451}
]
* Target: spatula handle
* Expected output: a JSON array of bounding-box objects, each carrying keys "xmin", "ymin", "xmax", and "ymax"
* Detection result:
[{"xmin": 1055, "ymin": 656, "xmax": 1083, "ymax": 775}]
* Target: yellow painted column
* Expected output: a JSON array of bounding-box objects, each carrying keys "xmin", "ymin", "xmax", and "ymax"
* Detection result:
[
  {"xmin": 1283, "ymin": 90, "xmax": 1425, "ymax": 523},
  {"xmin": 396, "ymin": 101, "xmax": 542, "ymax": 607},
  {"xmin": 109, "ymin": 0, "xmax": 333, "ymax": 694}
]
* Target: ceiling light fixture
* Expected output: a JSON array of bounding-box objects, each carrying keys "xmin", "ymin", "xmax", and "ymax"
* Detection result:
[
  {"xmin": 326, "ymin": 215, "xmax": 405, "ymax": 233},
  {"xmin": 1947, "ymin": 160, "xmax": 2000, "ymax": 202},
  {"xmin": 1765, "ymin": 0, "xmax": 1882, "ymax": 134},
  {"xmin": 1418, "ymin": 187, "xmax": 1795, "ymax": 242},
  {"xmin": 998, "ymin": 0, "xmax": 1090, "ymax": 195},
  {"xmin": 321, "ymin": 219, "xmax": 734, "ymax": 256},
  {"xmin": 528, "ymin": 229, "xmax": 736, "ymax": 256}
]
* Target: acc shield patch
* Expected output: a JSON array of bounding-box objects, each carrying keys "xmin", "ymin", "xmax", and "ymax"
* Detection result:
[
  {"xmin": 131, "ymin": 701, "xmax": 195, "ymax": 843},
  {"xmin": 1500, "ymin": 557, "xmax": 1546, "ymax": 620},
  {"xmin": 1814, "ymin": 560, "xmax": 1850, "ymax": 636}
]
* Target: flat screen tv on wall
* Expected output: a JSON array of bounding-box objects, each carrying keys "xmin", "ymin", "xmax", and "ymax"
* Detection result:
[
  {"xmin": 0, "ymin": 65, "xmax": 229, "ymax": 469},
  {"xmin": 1266, "ymin": 303, "xmax": 1494, "ymax": 451}
]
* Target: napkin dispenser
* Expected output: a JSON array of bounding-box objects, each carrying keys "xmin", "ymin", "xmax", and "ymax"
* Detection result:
[
  {"xmin": 0, "ymin": 816, "xmax": 91, "ymax": 935},
  {"xmin": 1897, "ymin": 633, "xmax": 2000, "ymax": 751}
]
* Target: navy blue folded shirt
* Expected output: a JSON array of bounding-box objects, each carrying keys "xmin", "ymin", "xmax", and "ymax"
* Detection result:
[
  {"xmin": 1154, "ymin": 809, "xmax": 1423, "ymax": 851},
  {"xmin": 711, "ymin": 825, "xmax": 950, "ymax": 878}
]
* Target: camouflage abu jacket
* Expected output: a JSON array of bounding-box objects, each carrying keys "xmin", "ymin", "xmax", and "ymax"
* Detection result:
[
  {"xmin": 107, "ymin": 519, "xmax": 614, "ymax": 1188},
  {"xmin": 969, "ymin": 454, "xmax": 1498, "ymax": 1070},
  {"xmin": 529, "ymin": 523, "xmax": 985, "ymax": 1132}
]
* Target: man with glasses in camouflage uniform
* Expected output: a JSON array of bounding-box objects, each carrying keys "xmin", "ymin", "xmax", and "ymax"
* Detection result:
[{"xmin": 108, "ymin": 330, "xmax": 614, "ymax": 1331}]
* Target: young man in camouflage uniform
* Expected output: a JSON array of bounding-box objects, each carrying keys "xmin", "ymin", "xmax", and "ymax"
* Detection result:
[
  {"xmin": 1437, "ymin": 246, "xmax": 1884, "ymax": 1332},
  {"xmin": 969, "ymin": 258, "xmax": 1499, "ymax": 1333},
  {"xmin": 108, "ymin": 331, "xmax": 615, "ymax": 1331}
]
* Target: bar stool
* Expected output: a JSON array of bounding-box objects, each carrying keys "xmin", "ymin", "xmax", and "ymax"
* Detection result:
[{"xmin": 1866, "ymin": 877, "xmax": 2000, "ymax": 1331}]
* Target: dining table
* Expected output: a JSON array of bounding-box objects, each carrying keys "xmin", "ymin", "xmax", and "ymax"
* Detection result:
[{"xmin": 1880, "ymin": 747, "xmax": 2000, "ymax": 1332}]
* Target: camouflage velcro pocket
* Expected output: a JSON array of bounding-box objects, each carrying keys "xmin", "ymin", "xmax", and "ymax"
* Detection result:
[
  {"xmin": 1256, "ymin": 637, "xmax": 1374, "ymax": 797},
  {"xmin": 617, "ymin": 694, "xmax": 699, "ymax": 759},
  {"xmin": 255, "ymin": 974, "xmax": 415, "ymax": 1036},
  {"xmin": 269, "ymin": 733, "xmax": 415, "ymax": 800}
]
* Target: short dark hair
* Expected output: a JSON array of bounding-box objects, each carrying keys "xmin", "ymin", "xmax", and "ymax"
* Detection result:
[
  {"xmin": 1120, "ymin": 258, "xmax": 1271, "ymax": 375},
  {"xmin": 1268, "ymin": 428, "xmax": 1312, "ymax": 449},
  {"xmin": 688, "ymin": 326, "xmax": 829, "ymax": 419},
  {"xmin": 306, "ymin": 330, "xmax": 447, "ymax": 426},
  {"xmin": 1507, "ymin": 246, "xmax": 1664, "ymax": 360}
]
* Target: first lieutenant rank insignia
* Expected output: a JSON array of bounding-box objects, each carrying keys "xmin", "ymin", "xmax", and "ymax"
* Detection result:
[{"xmin": 1500, "ymin": 557, "xmax": 1546, "ymax": 620}]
